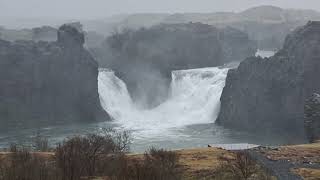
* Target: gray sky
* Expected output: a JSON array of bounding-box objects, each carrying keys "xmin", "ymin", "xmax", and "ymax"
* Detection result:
[{"xmin": 1, "ymin": 0, "xmax": 320, "ymax": 19}]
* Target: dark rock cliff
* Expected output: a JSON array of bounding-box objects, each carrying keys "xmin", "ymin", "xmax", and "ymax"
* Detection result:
[
  {"xmin": 305, "ymin": 93, "xmax": 320, "ymax": 143},
  {"xmin": 0, "ymin": 24, "xmax": 109, "ymax": 130},
  {"xmin": 93, "ymin": 23, "xmax": 256, "ymax": 107},
  {"xmin": 217, "ymin": 21, "xmax": 320, "ymax": 139}
]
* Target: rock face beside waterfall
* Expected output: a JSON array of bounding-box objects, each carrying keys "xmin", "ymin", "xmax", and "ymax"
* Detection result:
[
  {"xmin": 217, "ymin": 21, "xmax": 320, "ymax": 138},
  {"xmin": 93, "ymin": 23, "xmax": 256, "ymax": 107},
  {"xmin": 305, "ymin": 93, "xmax": 320, "ymax": 143},
  {"xmin": 0, "ymin": 24, "xmax": 109, "ymax": 130}
]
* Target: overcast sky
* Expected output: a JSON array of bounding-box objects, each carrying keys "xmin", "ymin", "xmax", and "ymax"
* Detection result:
[{"xmin": 1, "ymin": 0, "xmax": 320, "ymax": 19}]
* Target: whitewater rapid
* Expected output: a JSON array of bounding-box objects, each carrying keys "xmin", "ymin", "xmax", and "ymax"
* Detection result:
[
  {"xmin": 0, "ymin": 64, "xmax": 293, "ymax": 152},
  {"xmin": 98, "ymin": 67, "xmax": 229, "ymax": 138}
]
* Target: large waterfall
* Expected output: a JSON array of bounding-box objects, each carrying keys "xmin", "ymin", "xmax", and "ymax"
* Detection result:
[{"xmin": 98, "ymin": 67, "xmax": 229, "ymax": 138}]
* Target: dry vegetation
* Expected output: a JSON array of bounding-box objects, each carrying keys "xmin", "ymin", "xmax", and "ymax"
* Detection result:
[
  {"xmin": 0, "ymin": 131, "xmax": 274, "ymax": 180},
  {"xmin": 0, "ymin": 147, "xmax": 57, "ymax": 180},
  {"xmin": 212, "ymin": 152, "xmax": 274, "ymax": 180},
  {"xmin": 259, "ymin": 143, "xmax": 320, "ymax": 164},
  {"xmin": 176, "ymin": 148, "xmax": 233, "ymax": 179},
  {"xmin": 129, "ymin": 148, "xmax": 273, "ymax": 180},
  {"xmin": 292, "ymin": 168, "xmax": 320, "ymax": 180},
  {"xmin": 0, "ymin": 130, "xmax": 183, "ymax": 180}
]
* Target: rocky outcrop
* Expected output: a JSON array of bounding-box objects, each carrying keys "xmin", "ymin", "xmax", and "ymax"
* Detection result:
[
  {"xmin": 217, "ymin": 21, "xmax": 320, "ymax": 139},
  {"xmin": 94, "ymin": 23, "xmax": 256, "ymax": 107},
  {"xmin": 305, "ymin": 93, "xmax": 320, "ymax": 143},
  {"xmin": 0, "ymin": 24, "xmax": 109, "ymax": 130},
  {"xmin": 0, "ymin": 24, "xmax": 103, "ymax": 49}
]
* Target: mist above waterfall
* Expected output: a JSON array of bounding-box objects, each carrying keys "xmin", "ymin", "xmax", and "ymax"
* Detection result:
[{"xmin": 98, "ymin": 67, "xmax": 229, "ymax": 138}]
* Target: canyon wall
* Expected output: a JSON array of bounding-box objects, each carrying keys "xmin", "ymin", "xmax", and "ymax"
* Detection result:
[
  {"xmin": 0, "ymin": 24, "xmax": 109, "ymax": 130},
  {"xmin": 217, "ymin": 21, "xmax": 320, "ymax": 139}
]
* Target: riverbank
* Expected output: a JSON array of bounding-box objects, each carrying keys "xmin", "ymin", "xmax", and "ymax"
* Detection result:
[{"xmin": 1, "ymin": 142, "xmax": 319, "ymax": 179}]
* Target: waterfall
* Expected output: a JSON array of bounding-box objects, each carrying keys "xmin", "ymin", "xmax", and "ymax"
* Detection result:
[{"xmin": 98, "ymin": 67, "xmax": 229, "ymax": 137}]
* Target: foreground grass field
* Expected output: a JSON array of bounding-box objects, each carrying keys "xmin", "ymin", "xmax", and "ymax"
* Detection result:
[
  {"xmin": 292, "ymin": 168, "xmax": 320, "ymax": 180},
  {"xmin": 1, "ymin": 138, "xmax": 319, "ymax": 180},
  {"xmin": 0, "ymin": 147, "xmax": 271, "ymax": 180},
  {"xmin": 128, "ymin": 147, "xmax": 235, "ymax": 179},
  {"xmin": 260, "ymin": 143, "xmax": 320, "ymax": 164}
]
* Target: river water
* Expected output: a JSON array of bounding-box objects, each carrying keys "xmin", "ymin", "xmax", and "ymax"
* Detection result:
[{"xmin": 1, "ymin": 50, "xmax": 297, "ymax": 152}]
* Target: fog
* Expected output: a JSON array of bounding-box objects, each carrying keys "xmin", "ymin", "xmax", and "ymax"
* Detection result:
[{"xmin": 1, "ymin": 0, "xmax": 320, "ymax": 19}]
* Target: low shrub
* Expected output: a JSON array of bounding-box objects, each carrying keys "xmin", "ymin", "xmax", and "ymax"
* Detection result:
[
  {"xmin": 0, "ymin": 147, "xmax": 58, "ymax": 180},
  {"xmin": 55, "ymin": 129, "xmax": 131, "ymax": 179},
  {"xmin": 0, "ymin": 131, "xmax": 184, "ymax": 180},
  {"xmin": 33, "ymin": 132, "xmax": 49, "ymax": 152},
  {"xmin": 127, "ymin": 147, "xmax": 181, "ymax": 180},
  {"xmin": 214, "ymin": 151, "xmax": 273, "ymax": 180}
]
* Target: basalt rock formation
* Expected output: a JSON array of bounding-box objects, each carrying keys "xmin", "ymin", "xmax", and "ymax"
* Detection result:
[
  {"xmin": 93, "ymin": 23, "xmax": 256, "ymax": 107},
  {"xmin": 0, "ymin": 24, "xmax": 109, "ymax": 130},
  {"xmin": 305, "ymin": 93, "xmax": 320, "ymax": 143},
  {"xmin": 217, "ymin": 21, "xmax": 320, "ymax": 140}
]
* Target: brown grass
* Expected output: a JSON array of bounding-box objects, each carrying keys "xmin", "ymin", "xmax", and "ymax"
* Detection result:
[
  {"xmin": 0, "ymin": 148, "xmax": 58, "ymax": 180},
  {"xmin": 127, "ymin": 147, "xmax": 233, "ymax": 179},
  {"xmin": 260, "ymin": 142, "xmax": 320, "ymax": 164},
  {"xmin": 1, "ymin": 147, "xmax": 272, "ymax": 180},
  {"xmin": 176, "ymin": 148, "xmax": 234, "ymax": 179},
  {"xmin": 128, "ymin": 147, "xmax": 273, "ymax": 180},
  {"xmin": 292, "ymin": 168, "xmax": 320, "ymax": 180}
]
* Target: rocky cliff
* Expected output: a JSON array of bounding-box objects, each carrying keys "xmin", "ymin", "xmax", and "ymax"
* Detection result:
[
  {"xmin": 217, "ymin": 21, "xmax": 320, "ymax": 139},
  {"xmin": 305, "ymin": 93, "xmax": 320, "ymax": 143},
  {"xmin": 0, "ymin": 24, "xmax": 109, "ymax": 130},
  {"xmin": 93, "ymin": 23, "xmax": 256, "ymax": 107}
]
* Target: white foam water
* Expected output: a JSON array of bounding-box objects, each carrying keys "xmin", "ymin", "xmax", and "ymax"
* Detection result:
[
  {"xmin": 98, "ymin": 67, "xmax": 229, "ymax": 139},
  {"xmin": 255, "ymin": 49, "xmax": 276, "ymax": 58},
  {"xmin": 0, "ymin": 66, "xmax": 299, "ymax": 152}
]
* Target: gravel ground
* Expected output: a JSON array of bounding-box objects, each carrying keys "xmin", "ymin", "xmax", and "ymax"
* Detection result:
[{"xmin": 247, "ymin": 148, "xmax": 320, "ymax": 180}]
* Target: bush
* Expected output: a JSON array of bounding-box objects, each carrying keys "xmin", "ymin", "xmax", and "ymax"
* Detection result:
[
  {"xmin": 0, "ymin": 131, "xmax": 185, "ymax": 180},
  {"xmin": 214, "ymin": 151, "xmax": 272, "ymax": 180},
  {"xmin": 232, "ymin": 152, "xmax": 257, "ymax": 179},
  {"xmin": 55, "ymin": 129, "xmax": 131, "ymax": 179},
  {"xmin": 0, "ymin": 147, "xmax": 58, "ymax": 180},
  {"xmin": 9, "ymin": 143, "xmax": 18, "ymax": 152},
  {"xmin": 0, "ymin": 130, "xmax": 132, "ymax": 180},
  {"xmin": 33, "ymin": 132, "xmax": 49, "ymax": 152},
  {"xmin": 127, "ymin": 147, "xmax": 181, "ymax": 180}
]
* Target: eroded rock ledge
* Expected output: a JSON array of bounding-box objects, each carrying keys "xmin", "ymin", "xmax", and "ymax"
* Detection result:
[
  {"xmin": 217, "ymin": 21, "xmax": 320, "ymax": 139},
  {"xmin": 0, "ymin": 24, "xmax": 109, "ymax": 130}
]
